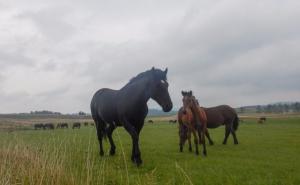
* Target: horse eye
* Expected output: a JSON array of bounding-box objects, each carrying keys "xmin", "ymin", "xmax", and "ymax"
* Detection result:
[{"xmin": 160, "ymin": 80, "xmax": 168, "ymax": 87}]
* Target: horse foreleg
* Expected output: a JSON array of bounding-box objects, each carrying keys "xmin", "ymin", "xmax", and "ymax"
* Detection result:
[
  {"xmin": 192, "ymin": 130, "xmax": 199, "ymax": 155},
  {"xmin": 123, "ymin": 119, "xmax": 142, "ymax": 166},
  {"xmin": 188, "ymin": 130, "xmax": 192, "ymax": 152},
  {"xmin": 179, "ymin": 131, "xmax": 186, "ymax": 152},
  {"xmin": 179, "ymin": 139, "xmax": 184, "ymax": 152}
]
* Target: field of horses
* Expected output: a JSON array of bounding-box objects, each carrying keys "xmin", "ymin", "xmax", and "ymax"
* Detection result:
[{"xmin": 0, "ymin": 115, "xmax": 300, "ymax": 185}]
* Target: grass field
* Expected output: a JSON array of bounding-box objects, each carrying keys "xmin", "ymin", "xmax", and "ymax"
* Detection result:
[{"xmin": 0, "ymin": 116, "xmax": 300, "ymax": 185}]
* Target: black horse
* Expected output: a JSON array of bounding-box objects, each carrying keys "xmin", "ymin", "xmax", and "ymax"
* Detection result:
[
  {"xmin": 34, "ymin": 123, "xmax": 44, "ymax": 130},
  {"xmin": 44, "ymin": 123, "xmax": 55, "ymax": 130},
  {"xmin": 57, "ymin": 123, "xmax": 68, "ymax": 129},
  {"xmin": 91, "ymin": 67, "xmax": 173, "ymax": 166},
  {"xmin": 72, "ymin": 122, "xmax": 81, "ymax": 129}
]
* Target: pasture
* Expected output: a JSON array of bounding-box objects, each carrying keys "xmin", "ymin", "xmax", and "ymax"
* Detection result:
[{"xmin": 0, "ymin": 115, "xmax": 300, "ymax": 185}]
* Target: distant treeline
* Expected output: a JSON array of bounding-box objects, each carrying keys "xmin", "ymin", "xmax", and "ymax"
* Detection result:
[
  {"xmin": 29, "ymin": 110, "xmax": 90, "ymax": 116},
  {"xmin": 236, "ymin": 102, "xmax": 300, "ymax": 113},
  {"xmin": 30, "ymin": 110, "xmax": 62, "ymax": 115}
]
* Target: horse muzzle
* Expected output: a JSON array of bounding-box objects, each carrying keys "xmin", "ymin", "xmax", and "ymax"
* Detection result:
[{"xmin": 162, "ymin": 103, "xmax": 173, "ymax": 112}]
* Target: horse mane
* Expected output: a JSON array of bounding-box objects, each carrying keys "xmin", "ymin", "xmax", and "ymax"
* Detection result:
[
  {"xmin": 126, "ymin": 68, "xmax": 166, "ymax": 86},
  {"xmin": 128, "ymin": 69, "xmax": 153, "ymax": 85}
]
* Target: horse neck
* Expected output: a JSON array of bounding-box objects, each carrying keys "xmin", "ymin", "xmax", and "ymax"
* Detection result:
[{"xmin": 121, "ymin": 77, "xmax": 152, "ymax": 104}]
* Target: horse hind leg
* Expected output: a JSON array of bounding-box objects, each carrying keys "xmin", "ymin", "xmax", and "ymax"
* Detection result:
[
  {"xmin": 231, "ymin": 117, "xmax": 239, "ymax": 144},
  {"xmin": 205, "ymin": 128, "xmax": 214, "ymax": 145},
  {"xmin": 107, "ymin": 123, "xmax": 116, "ymax": 155},
  {"xmin": 94, "ymin": 118, "xmax": 106, "ymax": 156},
  {"xmin": 231, "ymin": 130, "xmax": 239, "ymax": 145},
  {"xmin": 223, "ymin": 124, "xmax": 231, "ymax": 145},
  {"xmin": 201, "ymin": 130, "xmax": 207, "ymax": 156}
]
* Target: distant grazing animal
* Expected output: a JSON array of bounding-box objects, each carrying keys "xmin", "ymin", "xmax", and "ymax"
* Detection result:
[
  {"xmin": 57, "ymin": 123, "xmax": 68, "ymax": 129},
  {"xmin": 84, "ymin": 122, "xmax": 89, "ymax": 126},
  {"xmin": 91, "ymin": 67, "xmax": 172, "ymax": 166},
  {"xmin": 90, "ymin": 123, "xmax": 95, "ymax": 126},
  {"xmin": 44, "ymin": 123, "xmax": 55, "ymax": 130},
  {"xmin": 169, "ymin": 119, "xmax": 177, "ymax": 123},
  {"xmin": 72, "ymin": 122, "xmax": 81, "ymax": 129},
  {"xmin": 34, "ymin": 123, "xmax": 44, "ymax": 130},
  {"xmin": 148, "ymin": 120, "xmax": 154, "ymax": 123},
  {"xmin": 258, "ymin": 117, "xmax": 267, "ymax": 124},
  {"xmin": 178, "ymin": 91, "xmax": 208, "ymax": 156}
]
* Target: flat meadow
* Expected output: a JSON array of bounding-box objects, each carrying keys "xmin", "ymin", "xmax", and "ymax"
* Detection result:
[{"xmin": 0, "ymin": 115, "xmax": 299, "ymax": 185}]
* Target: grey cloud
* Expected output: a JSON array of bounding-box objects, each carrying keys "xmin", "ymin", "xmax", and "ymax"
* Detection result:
[
  {"xmin": 0, "ymin": 0, "xmax": 300, "ymax": 113},
  {"xmin": 0, "ymin": 50, "xmax": 35, "ymax": 69},
  {"xmin": 17, "ymin": 6, "xmax": 76, "ymax": 41}
]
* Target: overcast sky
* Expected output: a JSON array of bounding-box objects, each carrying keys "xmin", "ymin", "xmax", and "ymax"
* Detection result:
[{"xmin": 0, "ymin": 0, "xmax": 300, "ymax": 113}]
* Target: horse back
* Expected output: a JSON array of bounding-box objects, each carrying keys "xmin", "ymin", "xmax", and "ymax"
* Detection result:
[
  {"xmin": 91, "ymin": 88, "xmax": 120, "ymax": 123},
  {"xmin": 203, "ymin": 105, "xmax": 237, "ymax": 128}
]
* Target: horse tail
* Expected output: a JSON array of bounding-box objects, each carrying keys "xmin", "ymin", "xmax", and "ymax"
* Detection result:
[
  {"xmin": 233, "ymin": 114, "xmax": 239, "ymax": 131},
  {"xmin": 97, "ymin": 120, "xmax": 107, "ymax": 140},
  {"xmin": 91, "ymin": 99, "xmax": 107, "ymax": 140}
]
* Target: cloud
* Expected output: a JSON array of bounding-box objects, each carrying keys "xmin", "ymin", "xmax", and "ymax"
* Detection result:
[{"xmin": 0, "ymin": 0, "xmax": 300, "ymax": 113}]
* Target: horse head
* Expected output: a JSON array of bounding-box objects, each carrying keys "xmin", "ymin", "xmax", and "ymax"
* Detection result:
[{"xmin": 150, "ymin": 67, "xmax": 173, "ymax": 112}]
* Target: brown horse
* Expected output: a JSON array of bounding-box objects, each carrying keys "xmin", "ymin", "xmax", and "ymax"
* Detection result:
[
  {"xmin": 258, "ymin": 117, "xmax": 266, "ymax": 124},
  {"xmin": 179, "ymin": 103, "xmax": 239, "ymax": 149},
  {"xmin": 178, "ymin": 91, "xmax": 208, "ymax": 156}
]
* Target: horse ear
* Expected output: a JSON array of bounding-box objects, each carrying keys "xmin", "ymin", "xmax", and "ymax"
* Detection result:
[
  {"xmin": 181, "ymin": 91, "xmax": 185, "ymax": 96},
  {"xmin": 164, "ymin": 68, "xmax": 168, "ymax": 74},
  {"xmin": 188, "ymin": 91, "xmax": 192, "ymax": 96}
]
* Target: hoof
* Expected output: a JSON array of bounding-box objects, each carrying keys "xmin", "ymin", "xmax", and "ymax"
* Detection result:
[
  {"xmin": 189, "ymin": 148, "xmax": 192, "ymax": 152},
  {"xmin": 100, "ymin": 151, "xmax": 104, "ymax": 156},
  {"xmin": 203, "ymin": 151, "xmax": 207, "ymax": 156},
  {"xmin": 234, "ymin": 141, "xmax": 239, "ymax": 145},
  {"xmin": 209, "ymin": 141, "xmax": 214, "ymax": 145},
  {"xmin": 195, "ymin": 151, "xmax": 199, "ymax": 155},
  {"xmin": 222, "ymin": 141, "xmax": 227, "ymax": 145},
  {"xmin": 134, "ymin": 158, "xmax": 143, "ymax": 166},
  {"xmin": 109, "ymin": 149, "xmax": 116, "ymax": 156}
]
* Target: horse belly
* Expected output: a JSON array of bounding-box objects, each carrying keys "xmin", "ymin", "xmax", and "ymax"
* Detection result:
[{"xmin": 205, "ymin": 112, "xmax": 225, "ymax": 128}]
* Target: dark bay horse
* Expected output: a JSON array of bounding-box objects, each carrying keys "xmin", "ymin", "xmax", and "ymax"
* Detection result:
[
  {"xmin": 72, "ymin": 122, "xmax": 81, "ymax": 129},
  {"xmin": 91, "ymin": 67, "xmax": 173, "ymax": 166},
  {"xmin": 204, "ymin": 105, "xmax": 239, "ymax": 144},
  {"xmin": 178, "ymin": 91, "xmax": 208, "ymax": 156}
]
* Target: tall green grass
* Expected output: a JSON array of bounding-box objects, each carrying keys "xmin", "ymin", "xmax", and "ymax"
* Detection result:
[{"xmin": 0, "ymin": 117, "xmax": 300, "ymax": 185}]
